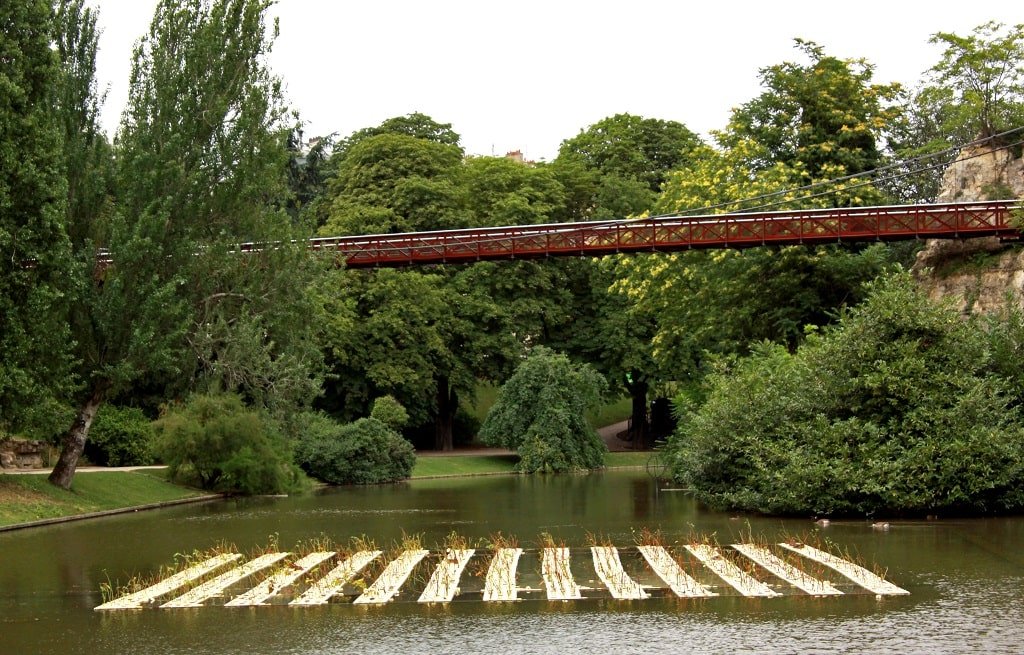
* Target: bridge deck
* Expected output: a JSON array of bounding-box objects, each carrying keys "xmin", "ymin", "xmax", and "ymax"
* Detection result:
[{"xmin": 300, "ymin": 201, "xmax": 1021, "ymax": 268}]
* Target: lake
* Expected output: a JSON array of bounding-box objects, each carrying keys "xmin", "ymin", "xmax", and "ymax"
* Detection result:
[{"xmin": 2, "ymin": 470, "xmax": 1022, "ymax": 653}]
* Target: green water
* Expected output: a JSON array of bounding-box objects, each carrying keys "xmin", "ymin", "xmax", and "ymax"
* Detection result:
[{"xmin": 2, "ymin": 470, "xmax": 1022, "ymax": 653}]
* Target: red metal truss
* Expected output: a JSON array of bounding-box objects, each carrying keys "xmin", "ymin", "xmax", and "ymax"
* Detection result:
[{"xmin": 299, "ymin": 201, "xmax": 1022, "ymax": 268}]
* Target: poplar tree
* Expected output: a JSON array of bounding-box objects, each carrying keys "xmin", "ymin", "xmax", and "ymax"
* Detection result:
[
  {"xmin": 0, "ymin": 0, "xmax": 74, "ymax": 436},
  {"xmin": 49, "ymin": 0, "xmax": 318, "ymax": 488}
]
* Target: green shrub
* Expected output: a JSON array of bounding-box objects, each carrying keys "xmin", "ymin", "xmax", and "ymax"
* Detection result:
[
  {"xmin": 154, "ymin": 393, "xmax": 304, "ymax": 494},
  {"xmin": 295, "ymin": 415, "xmax": 415, "ymax": 484},
  {"xmin": 85, "ymin": 405, "xmax": 155, "ymax": 466},
  {"xmin": 479, "ymin": 347, "xmax": 607, "ymax": 472},
  {"xmin": 370, "ymin": 395, "xmax": 409, "ymax": 430},
  {"xmin": 667, "ymin": 273, "xmax": 1024, "ymax": 516}
]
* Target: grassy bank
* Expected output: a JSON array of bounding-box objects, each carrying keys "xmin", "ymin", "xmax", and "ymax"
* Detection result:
[
  {"xmin": 0, "ymin": 471, "xmax": 205, "ymax": 527},
  {"xmin": 0, "ymin": 451, "xmax": 656, "ymax": 527},
  {"xmin": 410, "ymin": 450, "xmax": 653, "ymax": 478}
]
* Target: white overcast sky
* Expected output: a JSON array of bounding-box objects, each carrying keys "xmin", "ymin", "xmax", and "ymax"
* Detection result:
[{"xmin": 93, "ymin": 1, "xmax": 1023, "ymax": 161}]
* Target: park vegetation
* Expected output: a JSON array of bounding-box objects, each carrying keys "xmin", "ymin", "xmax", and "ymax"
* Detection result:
[{"xmin": 1, "ymin": 2, "xmax": 1023, "ymax": 514}]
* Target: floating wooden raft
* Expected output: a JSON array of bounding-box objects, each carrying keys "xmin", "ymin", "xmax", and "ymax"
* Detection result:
[
  {"xmin": 162, "ymin": 552, "xmax": 289, "ymax": 608},
  {"xmin": 685, "ymin": 544, "xmax": 780, "ymax": 597},
  {"xmin": 95, "ymin": 553, "xmax": 242, "ymax": 610},
  {"xmin": 226, "ymin": 551, "xmax": 336, "ymax": 607},
  {"xmin": 779, "ymin": 543, "xmax": 909, "ymax": 595},
  {"xmin": 591, "ymin": 546, "xmax": 648, "ymax": 600},
  {"xmin": 542, "ymin": 547, "xmax": 582, "ymax": 600},
  {"xmin": 290, "ymin": 550, "xmax": 380, "ymax": 606},
  {"xmin": 732, "ymin": 544, "xmax": 841, "ymax": 596},
  {"xmin": 418, "ymin": 549, "xmax": 475, "ymax": 603},
  {"xmin": 95, "ymin": 542, "xmax": 909, "ymax": 610},
  {"xmin": 353, "ymin": 549, "xmax": 429, "ymax": 605},
  {"xmin": 482, "ymin": 547, "xmax": 522, "ymax": 602},
  {"xmin": 637, "ymin": 545, "xmax": 715, "ymax": 598}
]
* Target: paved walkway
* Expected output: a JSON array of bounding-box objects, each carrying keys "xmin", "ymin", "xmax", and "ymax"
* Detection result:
[
  {"xmin": 1, "ymin": 464, "xmax": 168, "ymax": 475},
  {"xmin": 598, "ymin": 420, "xmax": 636, "ymax": 452}
]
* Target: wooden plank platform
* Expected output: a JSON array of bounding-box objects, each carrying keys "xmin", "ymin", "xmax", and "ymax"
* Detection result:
[
  {"xmin": 591, "ymin": 546, "xmax": 648, "ymax": 599},
  {"xmin": 95, "ymin": 553, "xmax": 242, "ymax": 610},
  {"xmin": 417, "ymin": 548, "xmax": 475, "ymax": 603},
  {"xmin": 541, "ymin": 547, "xmax": 581, "ymax": 600},
  {"xmin": 482, "ymin": 548, "xmax": 522, "ymax": 602},
  {"xmin": 685, "ymin": 544, "xmax": 779, "ymax": 597},
  {"xmin": 779, "ymin": 543, "xmax": 909, "ymax": 595},
  {"xmin": 225, "ymin": 551, "xmax": 336, "ymax": 606},
  {"xmin": 636, "ymin": 545, "xmax": 715, "ymax": 597},
  {"xmin": 290, "ymin": 550, "xmax": 381, "ymax": 606},
  {"xmin": 353, "ymin": 549, "xmax": 429, "ymax": 605},
  {"xmin": 161, "ymin": 552, "xmax": 289, "ymax": 608},
  {"xmin": 731, "ymin": 544, "xmax": 842, "ymax": 596}
]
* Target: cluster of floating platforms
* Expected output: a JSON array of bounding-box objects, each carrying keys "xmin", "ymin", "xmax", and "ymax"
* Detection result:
[{"xmin": 95, "ymin": 542, "xmax": 907, "ymax": 610}]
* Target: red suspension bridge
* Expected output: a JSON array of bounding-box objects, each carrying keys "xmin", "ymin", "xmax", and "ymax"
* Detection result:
[{"xmin": 297, "ymin": 200, "xmax": 1023, "ymax": 269}]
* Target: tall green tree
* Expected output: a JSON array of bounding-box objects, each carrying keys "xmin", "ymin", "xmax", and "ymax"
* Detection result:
[
  {"xmin": 615, "ymin": 140, "xmax": 893, "ymax": 379},
  {"xmin": 548, "ymin": 115, "xmax": 702, "ymax": 445},
  {"xmin": 0, "ymin": 0, "xmax": 75, "ymax": 436},
  {"xmin": 334, "ymin": 112, "xmax": 460, "ymax": 159},
  {"xmin": 927, "ymin": 22, "xmax": 1024, "ymax": 141},
  {"xmin": 49, "ymin": 0, "xmax": 318, "ymax": 488},
  {"xmin": 321, "ymin": 132, "xmax": 467, "ymax": 235},
  {"xmin": 554, "ymin": 113, "xmax": 701, "ymax": 220},
  {"xmin": 890, "ymin": 22, "xmax": 1024, "ymax": 202},
  {"xmin": 720, "ymin": 39, "xmax": 902, "ymax": 178}
]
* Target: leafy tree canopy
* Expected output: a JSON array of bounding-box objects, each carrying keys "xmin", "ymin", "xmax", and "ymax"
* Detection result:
[
  {"xmin": 926, "ymin": 21, "xmax": 1024, "ymax": 141},
  {"xmin": 614, "ymin": 140, "xmax": 894, "ymax": 376},
  {"xmin": 49, "ymin": 0, "xmax": 322, "ymax": 488},
  {"xmin": 321, "ymin": 132, "xmax": 467, "ymax": 234},
  {"xmin": 889, "ymin": 22, "xmax": 1024, "ymax": 202},
  {"xmin": 335, "ymin": 112, "xmax": 461, "ymax": 158},
  {"xmin": 554, "ymin": 113, "xmax": 701, "ymax": 220},
  {"xmin": 720, "ymin": 39, "xmax": 902, "ymax": 178}
]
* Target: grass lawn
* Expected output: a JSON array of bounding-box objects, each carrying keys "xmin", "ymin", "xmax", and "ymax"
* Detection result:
[
  {"xmin": 605, "ymin": 451, "xmax": 656, "ymax": 468},
  {"xmin": 0, "ymin": 471, "xmax": 205, "ymax": 527},
  {"xmin": 410, "ymin": 450, "xmax": 654, "ymax": 478},
  {"xmin": 412, "ymin": 455, "xmax": 518, "ymax": 478}
]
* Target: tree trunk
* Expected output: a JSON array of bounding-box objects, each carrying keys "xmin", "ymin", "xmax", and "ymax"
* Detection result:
[
  {"xmin": 628, "ymin": 377, "xmax": 650, "ymax": 449},
  {"xmin": 434, "ymin": 376, "xmax": 457, "ymax": 452},
  {"xmin": 48, "ymin": 382, "xmax": 108, "ymax": 490}
]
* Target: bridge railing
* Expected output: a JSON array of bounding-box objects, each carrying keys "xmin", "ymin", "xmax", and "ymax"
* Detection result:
[{"xmin": 303, "ymin": 200, "xmax": 1022, "ymax": 268}]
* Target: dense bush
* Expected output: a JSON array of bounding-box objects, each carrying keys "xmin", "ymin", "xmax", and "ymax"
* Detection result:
[
  {"xmin": 154, "ymin": 393, "xmax": 304, "ymax": 494},
  {"xmin": 370, "ymin": 395, "xmax": 409, "ymax": 430},
  {"xmin": 294, "ymin": 413, "xmax": 415, "ymax": 485},
  {"xmin": 667, "ymin": 273, "xmax": 1024, "ymax": 516},
  {"xmin": 479, "ymin": 347, "xmax": 607, "ymax": 473},
  {"xmin": 84, "ymin": 405, "xmax": 155, "ymax": 466}
]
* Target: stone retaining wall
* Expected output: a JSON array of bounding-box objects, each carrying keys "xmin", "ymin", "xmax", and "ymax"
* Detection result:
[{"xmin": 0, "ymin": 438, "xmax": 46, "ymax": 469}]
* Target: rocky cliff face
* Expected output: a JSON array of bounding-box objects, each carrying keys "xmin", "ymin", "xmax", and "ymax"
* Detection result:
[{"xmin": 912, "ymin": 144, "xmax": 1024, "ymax": 315}]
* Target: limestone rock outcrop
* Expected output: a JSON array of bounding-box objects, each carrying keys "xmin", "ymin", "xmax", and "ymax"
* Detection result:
[{"xmin": 912, "ymin": 143, "xmax": 1024, "ymax": 315}]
